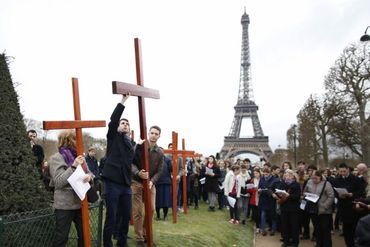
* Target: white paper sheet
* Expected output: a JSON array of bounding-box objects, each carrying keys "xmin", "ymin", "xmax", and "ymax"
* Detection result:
[
  {"xmin": 334, "ymin": 187, "xmax": 349, "ymax": 197},
  {"xmin": 300, "ymin": 199, "xmax": 307, "ymax": 210},
  {"xmin": 227, "ymin": 196, "xmax": 236, "ymax": 208},
  {"xmin": 67, "ymin": 165, "xmax": 91, "ymax": 201},
  {"xmin": 304, "ymin": 192, "xmax": 320, "ymax": 203},
  {"xmin": 200, "ymin": 177, "xmax": 206, "ymax": 184},
  {"xmin": 275, "ymin": 189, "xmax": 288, "ymax": 195},
  {"xmin": 246, "ymin": 184, "xmax": 256, "ymax": 189},
  {"xmin": 205, "ymin": 167, "xmax": 214, "ymax": 176}
]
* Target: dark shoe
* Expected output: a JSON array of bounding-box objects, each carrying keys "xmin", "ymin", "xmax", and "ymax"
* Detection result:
[
  {"xmin": 241, "ymin": 220, "xmax": 246, "ymax": 225},
  {"xmin": 270, "ymin": 230, "xmax": 275, "ymax": 236},
  {"xmin": 136, "ymin": 240, "xmax": 145, "ymax": 247},
  {"xmin": 262, "ymin": 230, "xmax": 267, "ymax": 236},
  {"xmin": 300, "ymin": 235, "xmax": 309, "ymax": 240},
  {"xmin": 194, "ymin": 205, "xmax": 199, "ymax": 209}
]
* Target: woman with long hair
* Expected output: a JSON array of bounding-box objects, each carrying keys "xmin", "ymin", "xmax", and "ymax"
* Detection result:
[{"xmin": 201, "ymin": 155, "xmax": 221, "ymax": 211}]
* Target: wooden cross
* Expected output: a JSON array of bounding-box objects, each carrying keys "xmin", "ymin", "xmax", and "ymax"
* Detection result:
[
  {"xmin": 112, "ymin": 38, "xmax": 160, "ymax": 247},
  {"xmin": 163, "ymin": 136, "xmax": 195, "ymax": 219},
  {"xmin": 43, "ymin": 78, "xmax": 106, "ymax": 247}
]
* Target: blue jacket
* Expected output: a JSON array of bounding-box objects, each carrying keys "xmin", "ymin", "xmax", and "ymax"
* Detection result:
[{"xmin": 258, "ymin": 175, "xmax": 278, "ymax": 210}]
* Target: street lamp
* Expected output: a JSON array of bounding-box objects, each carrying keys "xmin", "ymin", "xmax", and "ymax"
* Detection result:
[
  {"xmin": 292, "ymin": 124, "xmax": 297, "ymax": 166},
  {"xmin": 360, "ymin": 26, "xmax": 370, "ymax": 42}
]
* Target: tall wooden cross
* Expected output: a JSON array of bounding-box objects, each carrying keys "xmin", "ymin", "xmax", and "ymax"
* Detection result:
[
  {"xmin": 43, "ymin": 78, "xmax": 106, "ymax": 247},
  {"xmin": 112, "ymin": 38, "xmax": 160, "ymax": 247},
  {"xmin": 163, "ymin": 135, "xmax": 195, "ymax": 220}
]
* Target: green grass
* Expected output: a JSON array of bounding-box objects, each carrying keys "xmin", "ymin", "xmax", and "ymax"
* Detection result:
[{"xmin": 126, "ymin": 202, "xmax": 254, "ymax": 247}]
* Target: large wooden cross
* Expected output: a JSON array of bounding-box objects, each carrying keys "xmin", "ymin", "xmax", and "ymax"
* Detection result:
[
  {"xmin": 43, "ymin": 78, "xmax": 106, "ymax": 247},
  {"xmin": 163, "ymin": 135, "xmax": 195, "ymax": 220},
  {"xmin": 112, "ymin": 38, "xmax": 160, "ymax": 247}
]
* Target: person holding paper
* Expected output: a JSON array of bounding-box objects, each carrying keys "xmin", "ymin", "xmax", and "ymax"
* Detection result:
[
  {"xmin": 224, "ymin": 164, "xmax": 242, "ymax": 224},
  {"xmin": 333, "ymin": 163, "xmax": 366, "ymax": 247},
  {"xmin": 200, "ymin": 155, "xmax": 221, "ymax": 211},
  {"xmin": 49, "ymin": 130, "xmax": 93, "ymax": 247},
  {"xmin": 303, "ymin": 170, "xmax": 334, "ymax": 247},
  {"xmin": 272, "ymin": 169, "xmax": 301, "ymax": 247},
  {"xmin": 237, "ymin": 163, "xmax": 251, "ymax": 224},
  {"xmin": 258, "ymin": 167, "xmax": 279, "ymax": 236}
]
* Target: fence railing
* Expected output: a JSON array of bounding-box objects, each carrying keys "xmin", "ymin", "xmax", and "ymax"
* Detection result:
[{"xmin": 0, "ymin": 200, "xmax": 103, "ymax": 247}]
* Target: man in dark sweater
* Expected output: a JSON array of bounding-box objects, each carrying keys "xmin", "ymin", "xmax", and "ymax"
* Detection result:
[{"xmin": 101, "ymin": 95, "xmax": 135, "ymax": 247}]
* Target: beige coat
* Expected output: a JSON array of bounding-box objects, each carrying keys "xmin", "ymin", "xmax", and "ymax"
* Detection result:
[
  {"xmin": 304, "ymin": 178, "xmax": 334, "ymax": 215},
  {"xmin": 49, "ymin": 153, "xmax": 82, "ymax": 210}
]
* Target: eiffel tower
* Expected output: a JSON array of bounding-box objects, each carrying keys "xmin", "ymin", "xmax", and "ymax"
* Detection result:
[{"xmin": 220, "ymin": 10, "xmax": 272, "ymax": 159}]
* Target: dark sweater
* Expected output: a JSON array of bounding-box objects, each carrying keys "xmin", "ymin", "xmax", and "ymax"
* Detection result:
[{"xmin": 101, "ymin": 103, "xmax": 135, "ymax": 186}]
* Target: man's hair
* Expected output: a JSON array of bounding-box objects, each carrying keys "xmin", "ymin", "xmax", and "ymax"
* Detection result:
[
  {"xmin": 150, "ymin": 125, "xmax": 161, "ymax": 134},
  {"xmin": 119, "ymin": 118, "xmax": 130, "ymax": 125},
  {"xmin": 262, "ymin": 167, "xmax": 271, "ymax": 173},
  {"xmin": 243, "ymin": 158, "xmax": 251, "ymax": 163},
  {"xmin": 307, "ymin": 164, "xmax": 318, "ymax": 171},
  {"xmin": 27, "ymin": 129, "xmax": 37, "ymax": 135},
  {"xmin": 271, "ymin": 165, "xmax": 280, "ymax": 171},
  {"xmin": 297, "ymin": 160, "xmax": 306, "ymax": 166},
  {"xmin": 338, "ymin": 163, "xmax": 348, "ymax": 169},
  {"xmin": 168, "ymin": 143, "xmax": 172, "ymax": 148},
  {"xmin": 88, "ymin": 146, "xmax": 96, "ymax": 152}
]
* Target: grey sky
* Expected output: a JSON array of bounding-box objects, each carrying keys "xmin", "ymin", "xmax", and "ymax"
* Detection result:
[{"xmin": 1, "ymin": 0, "xmax": 370, "ymax": 158}]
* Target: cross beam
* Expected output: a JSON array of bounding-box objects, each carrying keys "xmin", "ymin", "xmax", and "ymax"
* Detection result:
[
  {"xmin": 112, "ymin": 38, "xmax": 160, "ymax": 247},
  {"xmin": 43, "ymin": 78, "xmax": 106, "ymax": 247}
]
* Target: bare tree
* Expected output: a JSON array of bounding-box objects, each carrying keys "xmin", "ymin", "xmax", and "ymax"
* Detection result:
[{"xmin": 325, "ymin": 42, "xmax": 370, "ymax": 164}]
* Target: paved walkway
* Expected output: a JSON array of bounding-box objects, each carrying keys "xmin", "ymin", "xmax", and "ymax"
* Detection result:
[{"xmin": 255, "ymin": 230, "xmax": 346, "ymax": 247}]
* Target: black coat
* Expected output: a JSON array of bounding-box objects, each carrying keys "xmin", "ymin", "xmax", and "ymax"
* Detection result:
[
  {"xmin": 333, "ymin": 174, "xmax": 366, "ymax": 222},
  {"xmin": 201, "ymin": 165, "xmax": 221, "ymax": 193},
  {"xmin": 276, "ymin": 180, "xmax": 301, "ymax": 212},
  {"xmin": 101, "ymin": 103, "xmax": 136, "ymax": 186}
]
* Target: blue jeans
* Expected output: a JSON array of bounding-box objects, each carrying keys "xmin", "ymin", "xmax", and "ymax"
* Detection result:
[
  {"xmin": 103, "ymin": 180, "xmax": 132, "ymax": 247},
  {"xmin": 260, "ymin": 209, "xmax": 277, "ymax": 231}
]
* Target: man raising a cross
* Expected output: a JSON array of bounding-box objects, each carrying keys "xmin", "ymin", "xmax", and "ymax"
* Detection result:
[
  {"xmin": 132, "ymin": 126, "xmax": 164, "ymax": 246},
  {"xmin": 101, "ymin": 95, "xmax": 136, "ymax": 247}
]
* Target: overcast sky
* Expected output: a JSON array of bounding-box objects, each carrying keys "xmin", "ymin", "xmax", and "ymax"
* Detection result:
[{"xmin": 1, "ymin": 0, "xmax": 370, "ymax": 159}]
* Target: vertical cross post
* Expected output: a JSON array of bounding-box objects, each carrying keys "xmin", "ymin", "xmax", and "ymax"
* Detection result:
[
  {"xmin": 112, "ymin": 38, "xmax": 160, "ymax": 247},
  {"xmin": 43, "ymin": 78, "xmax": 106, "ymax": 247},
  {"xmin": 181, "ymin": 138, "xmax": 188, "ymax": 214},
  {"xmin": 171, "ymin": 131, "xmax": 179, "ymax": 223}
]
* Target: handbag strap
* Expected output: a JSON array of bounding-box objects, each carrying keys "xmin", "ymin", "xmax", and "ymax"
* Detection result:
[{"xmin": 317, "ymin": 180, "xmax": 327, "ymax": 202}]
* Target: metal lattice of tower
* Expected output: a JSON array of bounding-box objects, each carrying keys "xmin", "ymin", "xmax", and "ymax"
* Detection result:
[{"xmin": 220, "ymin": 10, "xmax": 272, "ymax": 159}]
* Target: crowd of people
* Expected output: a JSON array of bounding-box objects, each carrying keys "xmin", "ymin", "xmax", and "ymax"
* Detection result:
[
  {"xmin": 184, "ymin": 157, "xmax": 370, "ymax": 247},
  {"xmin": 27, "ymin": 95, "xmax": 370, "ymax": 247}
]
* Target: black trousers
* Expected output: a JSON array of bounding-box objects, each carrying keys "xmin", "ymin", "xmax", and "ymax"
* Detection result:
[
  {"xmin": 53, "ymin": 209, "xmax": 84, "ymax": 247},
  {"xmin": 281, "ymin": 210, "xmax": 300, "ymax": 246},
  {"xmin": 313, "ymin": 214, "xmax": 332, "ymax": 247},
  {"xmin": 343, "ymin": 220, "xmax": 357, "ymax": 247}
]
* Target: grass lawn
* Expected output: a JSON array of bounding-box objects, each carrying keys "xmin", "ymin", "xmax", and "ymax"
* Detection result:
[{"xmin": 125, "ymin": 201, "xmax": 254, "ymax": 247}]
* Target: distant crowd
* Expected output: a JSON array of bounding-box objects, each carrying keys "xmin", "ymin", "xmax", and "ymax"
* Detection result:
[{"xmin": 26, "ymin": 96, "xmax": 370, "ymax": 247}]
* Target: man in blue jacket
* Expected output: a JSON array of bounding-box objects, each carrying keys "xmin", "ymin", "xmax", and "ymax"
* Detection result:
[{"xmin": 101, "ymin": 95, "xmax": 135, "ymax": 247}]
